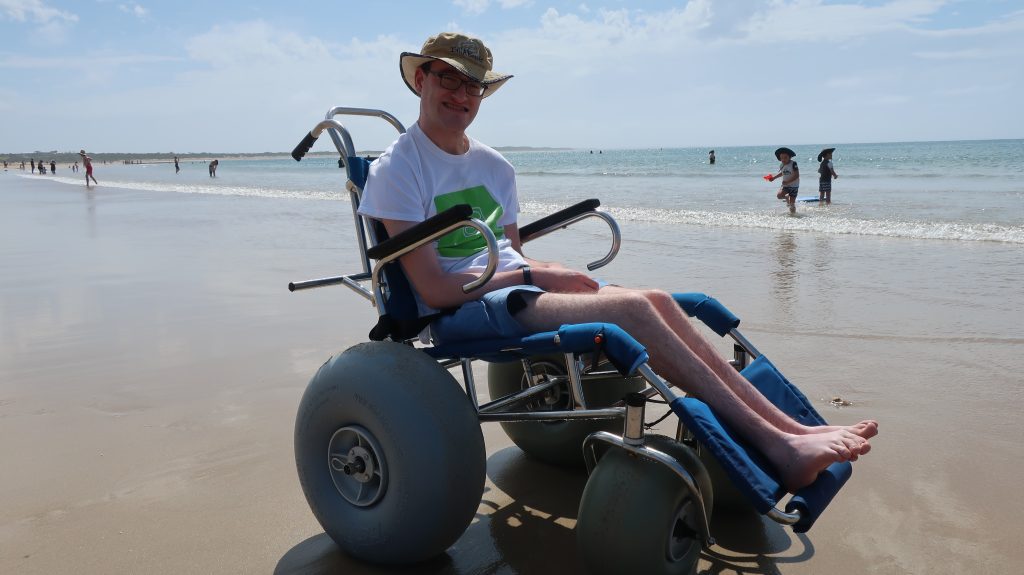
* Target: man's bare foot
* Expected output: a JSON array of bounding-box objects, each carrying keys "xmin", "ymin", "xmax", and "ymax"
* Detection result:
[
  {"xmin": 769, "ymin": 430, "xmax": 871, "ymax": 492},
  {"xmin": 803, "ymin": 419, "xmax": 878, "ymax": 439}
]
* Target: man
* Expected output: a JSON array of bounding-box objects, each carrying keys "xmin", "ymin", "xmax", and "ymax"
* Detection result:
[{"xmin": 358, "ymin": 32, "xmax": 877, "ymax": 491}]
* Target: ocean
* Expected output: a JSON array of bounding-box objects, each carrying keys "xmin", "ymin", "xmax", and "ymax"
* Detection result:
[{"xmin": 20, "ymin": 139, "xmax": 1024, "ymax": 244}]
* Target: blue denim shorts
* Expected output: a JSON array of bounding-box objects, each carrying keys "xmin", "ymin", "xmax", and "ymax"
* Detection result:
[
  {"xmin": 782, "ymin": 186, "xmax": 799, "ymax": 198},
  {"xmin": 430, "ymin": 285, "xmax": 545, "ymax": 345}
]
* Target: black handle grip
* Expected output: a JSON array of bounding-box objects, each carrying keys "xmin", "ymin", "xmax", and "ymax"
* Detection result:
[
  {"xmin": 520, "ymin": 198, "xmax": 601, "ymax": 243},
  {"xmin": 366, "ymin": 204, "xmax": 474, "ymax": 261},
  {"xmin": 291, "ymin": 132, "xmax": 318, "ymax": 162}
]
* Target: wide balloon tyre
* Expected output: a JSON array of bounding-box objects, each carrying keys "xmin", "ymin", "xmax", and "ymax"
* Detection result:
[
  {"xmin": 576, "ymin": 435, "xmax": 713, "ymax": 575},
  {"xmin": 487, "ymin": 355, "xmax": 645, "ymax": 467},
  {"xmin": 294, "ymin": 341, "xmax": 486, "ymax": 564}
]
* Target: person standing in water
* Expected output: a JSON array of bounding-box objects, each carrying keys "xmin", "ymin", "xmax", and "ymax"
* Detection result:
[
  {"xmin": 708, "ymin": 150, "xmax": 716, "ymax": 165},
  {"xmin": 766, "ymin": 147, "xmax": 799, "ymax": 214},
  {"xmin": 817, "ymin": 147, "xmax": 838, "ymax": 205},
  {"xmin": 79, "ymin": 150, "xmax": 98, "ymax": 187}
]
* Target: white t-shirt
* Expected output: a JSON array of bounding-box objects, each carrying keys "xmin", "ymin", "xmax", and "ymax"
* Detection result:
[
  {"xmin": 357, "ymin": 122, "xmax": 527, "ymax": 313},
  {"xmin": 780, "ymin": 160, "xmax": 799, "ymax": 188}
]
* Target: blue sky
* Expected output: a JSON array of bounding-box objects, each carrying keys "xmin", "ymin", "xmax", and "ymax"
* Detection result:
[{"xmin": 1, "ymin": 0, "xmax": 1022, "ymax": 153}]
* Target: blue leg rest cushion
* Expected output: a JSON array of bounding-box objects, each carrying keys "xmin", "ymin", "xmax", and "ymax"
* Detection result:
[
  {"xmin": 673, "ymin": 292, "xmax": 740, "ymax": 337},
  {"xmin": 670, "ymin": 355, "xmax": 852, "ymax": 530}
]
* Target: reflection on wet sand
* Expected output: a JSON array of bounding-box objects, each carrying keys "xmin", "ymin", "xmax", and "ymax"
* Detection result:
[{"xmin": 771, "ymin": 232, "xmax": 798, "ymax": 317}]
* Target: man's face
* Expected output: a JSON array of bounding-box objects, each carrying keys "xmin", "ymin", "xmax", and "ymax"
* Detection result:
[{"xmin": 416, "ymin": 62, "xmax": 482, "ymax": 136}]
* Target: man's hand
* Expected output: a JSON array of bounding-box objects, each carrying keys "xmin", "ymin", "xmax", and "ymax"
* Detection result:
[{"xmin": 532, "ymin": 266, "xmax": 599, "ymax": 293}]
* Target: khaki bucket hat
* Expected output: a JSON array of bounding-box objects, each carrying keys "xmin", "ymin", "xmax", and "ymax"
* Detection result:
[{"xmin": 400, "ymin": 32, "xmax": 513, "ymax": 98}]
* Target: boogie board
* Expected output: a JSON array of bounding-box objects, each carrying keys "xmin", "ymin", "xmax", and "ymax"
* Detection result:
[{"xmin": 796, "ymin": 197, "xmax": 820, "ymax": 202}]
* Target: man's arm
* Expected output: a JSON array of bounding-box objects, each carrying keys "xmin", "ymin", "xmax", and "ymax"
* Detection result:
[
  {"xmin": 505, "ymin": 224, "xmax": 599, "ymax": 292},
  {"xmin": 383, "ymin": 219, "xmax": 599, "ymax": 309},
  {"xmin": 381, "ymin": 218, "xmax": 530, "ymax": 310}
]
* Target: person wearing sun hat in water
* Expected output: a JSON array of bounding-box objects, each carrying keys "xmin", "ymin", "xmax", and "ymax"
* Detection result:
[
  {"xmin": 817, "ymin": 147, "xmax": 838, "ymax": 205},
  {"xmin": 766, "ymin": 146, "xmax": 800, "ymax": 214}
]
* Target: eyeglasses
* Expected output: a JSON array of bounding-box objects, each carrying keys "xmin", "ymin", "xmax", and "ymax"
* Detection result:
[{"xmin": 424, "ymin": 69, "xmax": 488, "ymax": 97}]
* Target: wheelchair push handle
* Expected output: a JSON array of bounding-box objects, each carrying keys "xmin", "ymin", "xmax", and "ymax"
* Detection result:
[{"xmin": 292, "ymin": 132, "xmax": 318, "ymax": 162}]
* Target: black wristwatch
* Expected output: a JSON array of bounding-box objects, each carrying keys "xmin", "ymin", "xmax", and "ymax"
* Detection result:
[{"xmin": 521, "ymin": 264, "xmax": 532, "ymax": 285}]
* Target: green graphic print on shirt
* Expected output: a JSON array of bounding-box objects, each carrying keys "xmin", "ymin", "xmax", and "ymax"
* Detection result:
[{"xmin": 433, "ymin": 185, "xmax": 505, "ymax": 258}]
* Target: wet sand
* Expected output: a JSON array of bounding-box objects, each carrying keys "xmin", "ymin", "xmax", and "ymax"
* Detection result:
[{"xmin": 2, "ymin": 174, "xmax": 1022, "ymax": 574}]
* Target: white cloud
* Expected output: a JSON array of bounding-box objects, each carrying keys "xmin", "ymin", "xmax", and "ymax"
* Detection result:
[
  {"xmin": 185, "ymin": 20, "xmax": 333, "ymax": 68},
  {"xmin": 0, "ymin": 53, "xmax": 179, "ymax": 69},
  {"xmin": 913, "ymin": 48, "xmax": 991, "ymax": 60},
  {"xmin": 453, "ymin": 0, "xmax": 530, "ymax": 15},
  {"xmin": 118, "ymin": 2, "xmax": 148, "ymax": 19},
  {"xmin": 733, "ymin": 0, "xmax": 950, "ymax": 45},
  {"xmin": 0, "ymin": 0, "xmax": 77, "ymax": 23},
  {"xmin": 454, "ymin": 0, "xmax": 489, "ymax": 16}
]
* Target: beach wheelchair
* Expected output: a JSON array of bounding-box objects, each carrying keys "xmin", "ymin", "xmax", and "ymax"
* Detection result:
[{"xmin": 288, "ymin": 107, "xmax": 853, "ymax": 574}]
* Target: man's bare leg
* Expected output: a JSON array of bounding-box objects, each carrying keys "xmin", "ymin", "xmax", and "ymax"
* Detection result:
[
  {"xmin": 514, "ymin": 290, "xmax": 870, "ymax": 491},
  {"xmin": 600, "ymin": 287, "xmax": 879, "ymax": 439}
]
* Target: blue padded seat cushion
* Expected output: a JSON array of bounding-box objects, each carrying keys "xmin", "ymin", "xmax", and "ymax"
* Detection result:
[
  {"xmin": 423, "ymin": 322, "xmax": 648, "ymax": 377},
  {"xmin": 670, "ymin": 355, "xmax": 852, "ymax": 531}
]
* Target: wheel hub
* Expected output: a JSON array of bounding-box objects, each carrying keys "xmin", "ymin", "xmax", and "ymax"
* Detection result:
[
  {"xmin": 667, "ymin": 499, "xmax": 699, "ymax": 562},
  {"xmin": 327, "ymin": 425, "xmax": 387, "ymax": 507}
]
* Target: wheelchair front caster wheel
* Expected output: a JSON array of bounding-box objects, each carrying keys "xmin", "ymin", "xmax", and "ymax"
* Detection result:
[
  {"xmin": 294, "ymin": 341, "xmax": 486, "ymax": 564},
  {"xmin": 576, "ymin": 435, "xmax": 713, "ymax": 575}
]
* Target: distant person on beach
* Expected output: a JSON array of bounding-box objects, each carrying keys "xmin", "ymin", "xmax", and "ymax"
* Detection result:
[
  {"xmin": 357, "ymin": 31, "xmax": 876, "ymax": 492},
  {"xmin": 766, "ymin": 147, "xmax": 799, "ymax": 214},
  {"xmin": 30, "ymin": 159, "xmax": 36, "ymax": 174},
  {"xmin": 175, "ymin": 156, "xmax": 180, "ymax": 173},
  {"xmin": 38, "ymin": 163, "xmax": 47, "ymax": 175},
  {"xmin": 73, "ymin": 162, "xmax": 78, "ymax": 173},
  {"xmin": 817, "ymin": 148, "xmax": 838, "ymax": 205},
  {"xmin": 208, "ymin": 159, "xmax": 218, "ymax": 177},
  {"xmin": 79, "ymin": 150, "xmax": 98, "ymax": 187},
  {"xmin": 50, "ymin": 160, "xmax": 56, "ymax": 175},
  {"xmin": 709, "ymin": 150, "xmax": 715, "ymax": 165}
]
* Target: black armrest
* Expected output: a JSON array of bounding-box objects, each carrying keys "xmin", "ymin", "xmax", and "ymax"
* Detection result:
[
  {"xmin": 520, "ymin": 198, "xmax": 601, "ymax": 243},
  {"xmin": 366, "ymin": 204, "xmax": 474, "ymax": 261}
]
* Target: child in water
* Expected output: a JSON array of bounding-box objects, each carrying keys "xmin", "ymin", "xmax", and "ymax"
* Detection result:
[
  {"xmin": 817, "ymin": 147, "xmax": 838, "ymax": 204},
  {"xmin": 766, "ymin": 147, "xmax": 799, "ymax": 214}
]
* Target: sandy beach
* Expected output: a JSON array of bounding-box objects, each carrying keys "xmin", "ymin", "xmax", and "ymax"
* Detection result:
[{"xmin": 2, "ymin": 173, "xmax": 1022, "ymax": 574}]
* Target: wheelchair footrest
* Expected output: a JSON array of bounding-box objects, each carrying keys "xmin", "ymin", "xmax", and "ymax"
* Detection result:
[{"xmin": 669, "ymin": 355, "xmax": 852, "ymax": 531}]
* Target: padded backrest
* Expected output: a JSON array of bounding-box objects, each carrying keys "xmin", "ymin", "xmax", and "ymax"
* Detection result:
[{"xmin": 348, "ymin": 156, "xmax": 430, "ymax": 342}]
